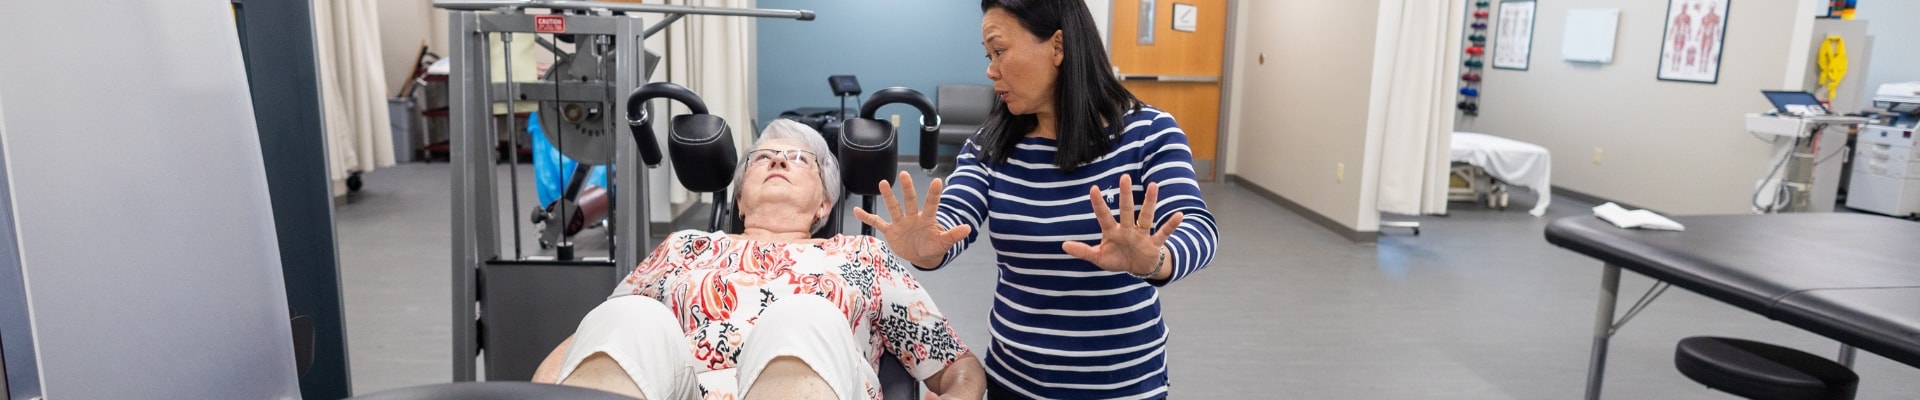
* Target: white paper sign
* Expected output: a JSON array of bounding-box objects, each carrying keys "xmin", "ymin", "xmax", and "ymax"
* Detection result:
[{"xmin": 1172, "ymin": 3, "xmax": 1197, "ymax": 32}]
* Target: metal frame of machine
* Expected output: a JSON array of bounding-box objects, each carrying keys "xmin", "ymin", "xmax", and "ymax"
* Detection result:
[{"xmin": 436, "ymin": 0, "xmax": 812, "ymax": 381}]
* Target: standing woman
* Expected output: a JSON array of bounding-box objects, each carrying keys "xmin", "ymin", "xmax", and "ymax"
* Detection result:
[{"xmin": 853, "ymin": 0, "xmax": 1217, "ymax": 398}]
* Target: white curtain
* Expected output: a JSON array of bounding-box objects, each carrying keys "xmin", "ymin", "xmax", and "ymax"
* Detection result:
[
  {"xmin": 654, "ymin": 0, "xmax": 758, "ymax": 205},
  {"xmin": 1373, "ymin": 0, "xmax": 1463, "ymax": 216},
  {"xmin": 313, "ymin": 0, "xmax": 395, "ymax": 194}
]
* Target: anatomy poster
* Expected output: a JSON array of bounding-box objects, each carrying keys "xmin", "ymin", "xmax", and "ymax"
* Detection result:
[
  {"xmin": 1657, "ymin": 0, "xmax": 1730, "ymax": 83},
  {"xmin": 1492, "ymin": 1, "xmax": 1535, "ymax": 70}
]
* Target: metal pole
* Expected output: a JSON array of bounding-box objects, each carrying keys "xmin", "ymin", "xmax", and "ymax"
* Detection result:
[
  {"xmin": 1584, "ymin": 264, "xmax": 1622, "ymax": 400},
  {"xmin": 447, "ymin": 11, "xmax": 480, "ymax": 382},
  {"xmin": 642, "ymin": 14, "xmax": 686, "ymax": 39},
  {"xmin": 1784, "ymin": 133, "xmax": 1817, "ymax": 213},
  {"xmin": 863, "ymin": 197, "xmax": 877, "ymax": 236},
  {"xmin": 553, "ymin": 34, "xmax": 573, "ymax": 259},
  {"xmin": 612, "ymin": 15, "xmax": 646, "ymax": 278},
  {"xmin": 504, "ymin": 31, "xmax": 524, "ymax": 259},
  {"xmin": 433, "ymin": 0, "xmax": 814, "ymax": 21},
  {"xmin": 1838, "ymin": 344, "xmax": 1856, "ymax": 368}
]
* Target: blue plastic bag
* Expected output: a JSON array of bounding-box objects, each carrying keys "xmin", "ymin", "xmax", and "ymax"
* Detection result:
[{"xmin": 529, "ymin": 111, "xmax": 609, "ymax": 206}]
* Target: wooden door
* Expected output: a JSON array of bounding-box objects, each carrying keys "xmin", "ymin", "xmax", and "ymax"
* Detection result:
[{"xmin": 1109, "ymin": 0, "xmax": 1228, "ymax": 180}]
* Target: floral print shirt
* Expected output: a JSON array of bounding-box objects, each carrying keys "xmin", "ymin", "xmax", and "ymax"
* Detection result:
[{"xmin": 613, "ymin": 230, "xmax": 969, "ymax": 400}]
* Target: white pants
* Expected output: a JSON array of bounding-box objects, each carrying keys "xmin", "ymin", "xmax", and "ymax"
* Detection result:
[{"xmin": 555, "ymin": 295, "xmax": 876, "ymax": 400}]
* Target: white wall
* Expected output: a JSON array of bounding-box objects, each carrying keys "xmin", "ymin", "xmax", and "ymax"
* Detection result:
[
  {"xmin": 1856, "ymin": 1, "xmax": 1920, "ymax": 106},
  {"xmin": 1226, "ymin": 0, "xmax": 1383, "ymax": 232},
  {"xmin": 1223, "ymin": 0, "xmax": 1248, "ymax": 176},
  {"xmin": 1457, "ymin": 0, "xmax": 1821, "ymax": 214},
  {"xmin": 1087, "ymin": 0, "xmax": 1111, "ymax": 47},
  {"xmin": 377, "ymin": 0, "xmax": 443, "ymax": 96}
]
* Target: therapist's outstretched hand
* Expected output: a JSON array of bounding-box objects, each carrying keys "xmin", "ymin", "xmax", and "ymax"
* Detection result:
[
  {"xmin": 855, "ymin": 171, "xmax": 972, "ymax": 270},
  {"xmin": 1063, "ymin": 174, "xmax": 1184, "ymax": 279}
]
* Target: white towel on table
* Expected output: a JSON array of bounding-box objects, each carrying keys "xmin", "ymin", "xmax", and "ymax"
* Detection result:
[{"xmin": 1593, "ymin": 202, "xmax": 1685, "ymax": 231}]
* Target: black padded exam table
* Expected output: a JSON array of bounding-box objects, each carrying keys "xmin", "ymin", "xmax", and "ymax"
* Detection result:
[{"xmin": 1544, "ymin": 213, "xmax": 1920, "ymax": 399}]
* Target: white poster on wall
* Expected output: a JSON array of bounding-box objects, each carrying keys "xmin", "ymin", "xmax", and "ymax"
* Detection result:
[
  {"xmin": 1562, "ymin": 9, "xmax": 1619, "ymax": 63},
  {"xmin": 1492, "ymin": 1, "xmax": 1535, "ymax": 70},
  {"xmin": 1657, "ymin": 0, "xmax": 1729, "ymax": 83}
]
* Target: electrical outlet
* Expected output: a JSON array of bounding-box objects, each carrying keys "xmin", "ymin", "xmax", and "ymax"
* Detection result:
[
  {"xmin": 1592, "ymin": 147, "xmax": 1604, "ymax": 164},
  {"xmin": 1336, "ymin": 162, "xmax": 1346, "ymax": 183},
  {"xmin": 891, "ymin": 114, "xmax": 900, "ymax": 127}
]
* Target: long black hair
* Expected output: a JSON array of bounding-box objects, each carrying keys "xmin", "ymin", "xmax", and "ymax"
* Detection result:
[{"xmin": 977, "ymin": 0, "xmax": 1141, "ymax": 173}]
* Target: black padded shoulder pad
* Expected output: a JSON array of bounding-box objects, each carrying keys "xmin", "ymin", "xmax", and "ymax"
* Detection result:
[
  {"xmin": 667, "ymin": 114, "xmax": 735, "ymax": 193},
  {"xmin": 838, "ymin": 118, "xmax": 897, "ymax": 197}
]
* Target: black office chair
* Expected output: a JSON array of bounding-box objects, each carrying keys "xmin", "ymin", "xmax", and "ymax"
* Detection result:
[
  {"xmin": 933, "ymin": 83, "xmax": 993, "ymax": 173},
  {"xmin": 1675, "ymin": 336, "xmax": 1858, "ymax": 400}
]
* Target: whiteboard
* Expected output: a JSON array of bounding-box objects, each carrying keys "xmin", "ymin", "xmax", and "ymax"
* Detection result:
[{"xmin": 1563, "ymin": 9, "xmax": 1620, "ymax": 63}]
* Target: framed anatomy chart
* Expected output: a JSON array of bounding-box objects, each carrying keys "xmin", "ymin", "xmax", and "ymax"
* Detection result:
[
  {"xmin": 1657, "ymin": 0, "xmax": 1730, "ymax": 83},
  {"xmin": 1491, "ymin": 1, "xmax": 1536, "ymax": 70}
]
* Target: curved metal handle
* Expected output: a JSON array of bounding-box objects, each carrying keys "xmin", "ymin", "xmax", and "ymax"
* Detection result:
[
  {"xmin": 857, "ymin": 87, "xmax": 941, "ymax": 170},
  {"xmin": 859, "ymin": 87, "xmax": 936, "ymax": 120},
  {"xmin": 625, "ymin": 82, "xmax": 709, "ymax": 167}
]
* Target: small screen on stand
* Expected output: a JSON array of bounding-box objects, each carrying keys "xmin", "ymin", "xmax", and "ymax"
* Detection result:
[
  {"xmin": 1762, "ymin": 90, "xmax": 1825, "ymax": 115},
  {"xmin": 828, "ymin": 75, "xmax": 860, "ymax": 97}
]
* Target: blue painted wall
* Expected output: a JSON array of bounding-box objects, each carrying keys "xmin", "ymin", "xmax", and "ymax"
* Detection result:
[{"xmin": 757, "ymin": 0, "xmax": 992, "ymax": 156}]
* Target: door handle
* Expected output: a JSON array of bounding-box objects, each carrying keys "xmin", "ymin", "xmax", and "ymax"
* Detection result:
[{"xmin": 1116, "ymin": 73, "xmax": 1220, "ymax": 83}]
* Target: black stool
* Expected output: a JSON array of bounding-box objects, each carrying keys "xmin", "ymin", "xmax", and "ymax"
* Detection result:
[{"xmin": 1675, "ymin": 336, "xmax": 1858, "ymax": 400}]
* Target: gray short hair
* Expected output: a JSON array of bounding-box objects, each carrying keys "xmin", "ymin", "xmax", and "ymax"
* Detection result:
[{"xmin": 734, "ymin": 119, "xmax": 840, "ymax": 232}]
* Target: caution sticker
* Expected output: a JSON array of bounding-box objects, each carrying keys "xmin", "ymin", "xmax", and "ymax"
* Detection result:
[{"xmin": 535, "ymin": 15, "xmax": 566, "ymax": 33}]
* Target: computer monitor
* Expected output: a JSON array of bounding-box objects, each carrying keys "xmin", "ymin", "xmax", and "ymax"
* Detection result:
[
  {"xmin": 828, "ymin": 75, "xmax": 861, "ymax": 97},
  {"xmin": 1762, "ymin": 90, "xmax": 1827, "ymax": 115}
]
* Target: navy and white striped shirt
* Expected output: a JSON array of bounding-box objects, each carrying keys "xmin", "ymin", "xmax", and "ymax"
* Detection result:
[{"xmin": 934, "ymin": 107, "xmax": 1217, "ymax": 399}]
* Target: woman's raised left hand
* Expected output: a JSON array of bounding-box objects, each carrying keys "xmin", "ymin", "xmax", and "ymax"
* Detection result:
[{"xmin": 1062, "ymin": 174, "xmax": 1184, "ymax": 278}]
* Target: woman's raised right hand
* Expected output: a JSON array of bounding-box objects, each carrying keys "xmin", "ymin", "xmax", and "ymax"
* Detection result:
[{"xmin": 853, "ymin": 171, "xmax": 972, "ymax": 270}]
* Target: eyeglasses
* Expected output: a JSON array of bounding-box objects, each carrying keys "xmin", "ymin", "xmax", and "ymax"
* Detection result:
[{"xmin": 744, "ymin": 149, "xmax": 819, "ymax": 169}]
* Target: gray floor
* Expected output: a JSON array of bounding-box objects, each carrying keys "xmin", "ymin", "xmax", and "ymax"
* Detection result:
[{"xmin": 335, "ymin": 163, "xmax": 1920, "ymax": 399}]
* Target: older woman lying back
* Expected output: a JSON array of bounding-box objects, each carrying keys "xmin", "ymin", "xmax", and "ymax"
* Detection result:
[{"xmin": 531, "ymin": 119, "xmax": 986, "ymax": 400}]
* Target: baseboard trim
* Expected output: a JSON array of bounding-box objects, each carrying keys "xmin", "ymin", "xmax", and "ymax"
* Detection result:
[
  {"xmin": 1551, "ymin": 186, "xmax": 1654, "ymax": 213},
  {"xmin": 1226, "ymin": 174, "xmax": 1378, "ymax": 243}
]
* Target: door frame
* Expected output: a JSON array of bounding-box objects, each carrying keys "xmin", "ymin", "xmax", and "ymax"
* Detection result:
[
  {"xmin": 1105, "ymin": 0, "xmax": 1238, "ymax": 181},
  {"xmin": 1213, "ymin": 0, "xmax": 1238, "ymax": 181}
]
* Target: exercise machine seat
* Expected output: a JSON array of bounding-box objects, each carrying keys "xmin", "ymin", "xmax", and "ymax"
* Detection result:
[
  {"xmin": 935, "ymin": 83, "xmax": 993, "ymax": 146},
  {"xmin": 1675, "ymin": 336, "xmax": 1858, "ymax": 400},
  {"xmin": 346, "ymin": 382, "xmax": 635, "ymax": 400}
]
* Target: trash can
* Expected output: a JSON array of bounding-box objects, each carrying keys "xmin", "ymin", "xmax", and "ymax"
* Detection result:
[{"xmin": 388, "ymin": 97, "xmax": 418, "ymax": 163}]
